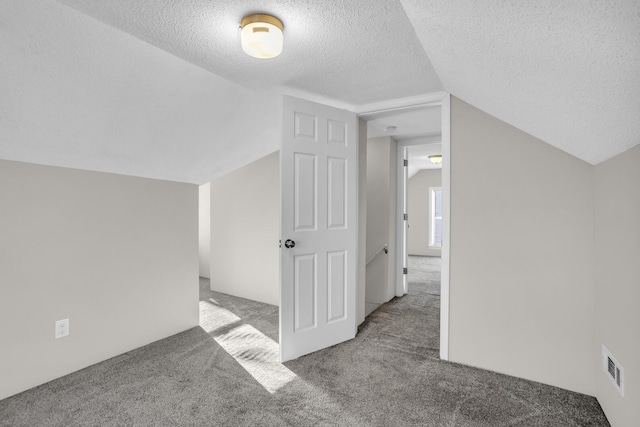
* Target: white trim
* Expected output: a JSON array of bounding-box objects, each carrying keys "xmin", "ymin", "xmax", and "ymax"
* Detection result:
[
  {"xmin": 440, "ymin": 93, "xmax": 451, "ymax": 361},
  {"xmin": 395, "ymin": 144, "xmax": 408, "ymax": 297},
  {"xmin": 278, "ymin": 87, "xmax": 449, "ymax": 122},
  {"xmin": 278, "ymin": 86, "xmax": 358, "ymax": 111},
  {"xmin": 359, "ymin": 91, "xmax": 450, "ymax": 361},
  {"xmin": 356, "ymin": 91, "xmax": 449, "ymax": 116}
]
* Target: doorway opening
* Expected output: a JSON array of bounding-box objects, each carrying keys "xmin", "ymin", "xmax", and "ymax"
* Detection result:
[
  {"xmin": 404, "ymin": 143, "xmax": 443, "ymax": 356},
  {"xmin": 360, "ymin": 93, "xmax": 450, "ymax": 360},
  {"xmin": 199, "ymin": 93, "xmax": 450, "ymax": 364}
]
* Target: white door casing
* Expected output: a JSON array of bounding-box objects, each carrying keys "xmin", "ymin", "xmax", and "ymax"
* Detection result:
[
  {"xmin": 386, "ymin": 93, "xmax": 451, "ymax": 361},
  {"xmin": 396, "ymin": 145, "xmax": 409, "ymax": 296},
  {"xmin": 280, "ymin": 96, "xmax": 358, "ymax": 362}
]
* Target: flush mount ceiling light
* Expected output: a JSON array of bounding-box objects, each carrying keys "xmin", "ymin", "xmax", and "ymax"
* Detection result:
[
  {"xmin": 240, "ymin": 14, "xmax": 284, "ymax": 59},
  {"xmin": 428, "ymin": 155, "xmax": 443, "ymax": 164}
]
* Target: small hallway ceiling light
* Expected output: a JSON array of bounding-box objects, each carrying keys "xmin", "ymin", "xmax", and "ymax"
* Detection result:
[
  {"xmin": 428, "ymin": 155, "xmax": 443, "ymax": 164},
  {"xmin": 241, "ymin": 14, "xmax": 284, "ymax": 59}
]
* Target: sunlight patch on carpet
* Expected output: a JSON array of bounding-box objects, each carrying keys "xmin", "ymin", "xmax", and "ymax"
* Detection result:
[{"xmin": 199, "ymin": 300, "xmax": 296, "ymax": 394}]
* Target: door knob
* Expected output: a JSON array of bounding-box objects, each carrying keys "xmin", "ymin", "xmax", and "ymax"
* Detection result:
[{"xmin": 284, "ymin": 239, "xmax": 295, "ymax": 249}]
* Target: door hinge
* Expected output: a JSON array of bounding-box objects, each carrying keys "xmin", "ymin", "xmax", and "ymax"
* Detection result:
[
  {"xmin": 403, "ymin": 159, "xmax": 408, "ymax": 167},
  {"xmin": 279, "ymin": 239, "xmax": 282, "ymax": 248},
  {"xmin": 403, "ymin": 268, "xmax": 408, "ymax": 275},
  {"xmin": 403, "ymin": 213, "xmax": 408, "ymax": 221}
]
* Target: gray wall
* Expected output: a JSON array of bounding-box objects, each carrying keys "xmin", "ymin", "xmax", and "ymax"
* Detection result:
[
  {"xmin": 449, "ymin": 98, "xmax": 595, "ymax": 395},
  {"xmin": 199, "ymin": 182, "xmax": 211, "ymax": 278},
  {"xmin": 365, "ymin": 137, "xmax": 397, "ymax": 315},
  {"xmin": 0, "ymin": 160, "xmax": 199, "ymax": 401},
  {"xmin": 209, "ymin": 151, "xmax": 280, "ymax": 306},
  {"xmin": 407, "ymin": 169, "xmax": 442, "ymax": 257},
  {"xmin": 594, "ymin": 144, "xmax": 640, "ymax": 426}
]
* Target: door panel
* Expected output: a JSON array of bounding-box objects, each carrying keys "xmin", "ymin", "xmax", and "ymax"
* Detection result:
[
  {"xmin": 327, "ymin": 250, "xmax": 347, "ymax": 323},
  {"xmin": 327, "ymin": 157, "xmax": 347, "ymax": 229},
  {"xmin": 281, "ymin": 96, "xmax": 358, "ymax": 362},
  {"xmin": 294, "ymin": 254, "xmax": 317, "ymax": 331},
  {"xmin": 294, "ymin": 112, "xmax": 318, "ymax": 141},
  {"xmin": 327, "ymin": 119, "xmax": 347, "ymax": 146},
  {"xmin": 294, "ymin": 153, "xmax": 317, "ymax": 231}
]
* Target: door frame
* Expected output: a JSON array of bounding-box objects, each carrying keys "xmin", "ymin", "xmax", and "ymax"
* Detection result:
[
  {"xmin": 395, "ymin": 135, "xmax": 442, "ymax": 296},
  {"xmin": 358, "ymin": 92, "xmax": 451, "ymax": 361}
]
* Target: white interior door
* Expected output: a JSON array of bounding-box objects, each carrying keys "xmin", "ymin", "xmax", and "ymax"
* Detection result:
[{"xmin": 280, "ymin": 95, "xmax": 358, "ymax": 362}]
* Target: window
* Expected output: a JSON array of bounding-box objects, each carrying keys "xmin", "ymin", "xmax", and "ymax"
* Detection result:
[{"xmin": 429, "ymin": 187, "xmax": 443, "ymax": 247}]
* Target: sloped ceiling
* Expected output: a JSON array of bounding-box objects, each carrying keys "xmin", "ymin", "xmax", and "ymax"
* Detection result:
[
  {"xmin": 1, "ymin": 0, "xmax": 638, "ymax": 184},
  {"xmin": 57, "ymin": 0, "xmax": 442, "ymax": 105},
  {"xmin": 399, "ymin": 0, "xmax": 640, "ymax": 164},
  {"xmin": 0, "ymin": 0, "xmax": 282, "ymax": 184}
]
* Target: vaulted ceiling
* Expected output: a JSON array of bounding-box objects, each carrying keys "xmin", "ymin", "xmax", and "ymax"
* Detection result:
[
  {"xmin": 400, "ymin": 0, "xmax": 640, "ymax": 165},
  {"xmin": 1, "ymin": 0, "xmax": 638, "ymax": 183}
]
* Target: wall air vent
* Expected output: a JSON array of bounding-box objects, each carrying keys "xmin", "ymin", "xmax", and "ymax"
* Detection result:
[{"xmin": 602, "ymin": 344, "xmax": 624, "ymax": 397}]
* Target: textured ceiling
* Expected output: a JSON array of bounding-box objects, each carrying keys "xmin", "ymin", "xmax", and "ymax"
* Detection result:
[
  {"xmin": 0, "ymin": 0, "xmax": 281, "ymax": 184},
  {"xmin": 57, "ymin": 0, "xmax": 442, "ymax": 105},
  {"xmin": 399, "ymin": 0, "xmax": 640, "ymax": 164},
  {"xmin": 2, "ymin": 0, "xmax": 637, "ymax": 185},
  {"xmin": 367, "ymin": 106, "xmax": 441, "ymax": 142}
]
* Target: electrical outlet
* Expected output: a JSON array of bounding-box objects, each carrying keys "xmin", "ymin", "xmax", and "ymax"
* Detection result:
[{"xmin": 55, "ymin": 319, "xmax": 69, "ymax": 339}]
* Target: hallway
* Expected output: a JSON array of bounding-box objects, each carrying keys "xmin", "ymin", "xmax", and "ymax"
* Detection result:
[
  {"xmin": 0, "ymin": 276, "xmax": 608, "ymax": 426},
  {"xmin": 404, "ymin": 255, "xmax": 442, "ymax": 357}
]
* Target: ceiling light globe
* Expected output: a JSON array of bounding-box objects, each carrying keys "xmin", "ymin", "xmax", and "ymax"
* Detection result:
[
  {"xmin": 241, "ymin": 14, "xmax": 284, "ymax": 59},
  {"xmin": 428, "ymin": 155, "xmax": 442, "ymax": 164}
]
